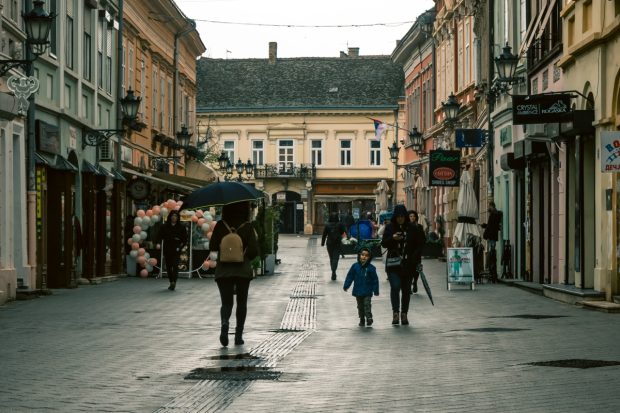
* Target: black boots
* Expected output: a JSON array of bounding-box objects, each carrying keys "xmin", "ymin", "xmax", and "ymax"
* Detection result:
[
  {"xmin": 401, "ymin": 312, "xmax": 409, "ymax": 325},
  {"xmin": 331, "ymin": 272, "xmax": 337, "ymax": 280},
  {"xmin": 234, "ymin": 327, "xmax": 244, "ymax": 345},
  {"xmin": 168, "ymin": 281, "xmax": 176, "ymax": 291},
  {"xmin": 219, "ymin": 322, "xmax": 229, "ymax": 347},
  {"xmin": 392, "ymin": 312, "xmax": 400, "ymax": 325}
]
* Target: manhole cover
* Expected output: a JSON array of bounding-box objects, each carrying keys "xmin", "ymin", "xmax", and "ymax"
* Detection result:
[
  {"xmin": 185, "ymin": 366, "xmax": 281, "ymax": 381},
  {"xmin": 524, "ymin": 359, "xmax": 620, "ymax": 369},
  {"xmin": 492, "ymin": 314, "xmax": 568, "ymax": 320},
  {"xmin": 458, "ymin": 327, "xmax": 529, "ymax": 333}
]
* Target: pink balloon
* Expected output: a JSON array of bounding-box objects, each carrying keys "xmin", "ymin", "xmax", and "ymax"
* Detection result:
[
  {"xmin": 139, "ymin": 269, "xmax": 149, "ymax": 278},
  {"xmin": 138, "ymin": 248, "xmax": 145, "ymax": 256},
  {"xmin": 146, "ymin": 209, "xmax": 153, "ymax": 217},
  {"xmin": 131, "ymin": 242, "xmax": 140, "ymax": 250},
  {"xmin": 137, "ymin": 256, "xmax": 146, "ymax": 265},
  {"xmin": 206, "ymin": 231, "xmax": 213, "ymax": 240},
  {"xmin": 148, "ymin": 258, "xmax": 158, "ymax": 266},
  {"xmin": 208, "ymin": 260, "xmax": 217, "ymax": 269},
  {"xmin": 127, "ymin": 238, "xmax": 134, "ymax": 246},
  {"xmin": 195, "ymin": 210, "xmax": 203, "ymax": 218},
  {"xmin": 137, "ymin": 209, "xmax": 146, "ymax": 218},
  {"xmin": 197, "ymin": 218, "xmax": 206, "ymax": 226},
  {"xmin": 202, "ymin": 259, "xmax": 210, "ymax": 269},
  {"xmin": 133, "ymin": 225, "xmax": 141, "ymax": 234},
  {"xmin": 209, "ymin": 221, "xmax": 217, "ymax": 230},
  {"xmin": 152, "ymin": 206, "xmax": 161, "ymax": 215},
  {"xmin": 173, "ymin": 205, "xmax": 180, "ymax": 211},
  {"xmin": 191, "ymin": 215, "xmax": 199, "ymax": 222}
]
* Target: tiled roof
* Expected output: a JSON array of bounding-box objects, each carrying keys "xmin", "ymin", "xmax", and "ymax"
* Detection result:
[{"xmin": 196, "ymin": 56, "xmax": 404, "ymax": 111}]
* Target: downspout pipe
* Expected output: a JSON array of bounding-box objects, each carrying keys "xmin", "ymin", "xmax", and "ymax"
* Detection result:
[
  {"xmin": 116, "ymin": 0, "xmax": 124, "ymax": 173},
  {"xmin": 173, "ymin": 19, "xmax": 197, "ymax": 175}
]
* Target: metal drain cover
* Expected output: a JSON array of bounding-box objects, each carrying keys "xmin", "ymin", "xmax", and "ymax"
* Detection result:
[
  {"xmin": 525, "ymin": 359, "xmax": 620, "ymax": 369},
  {"xmin": 185, "ymin": 366, "xmax": 281, "ymax": 381},
  {"xmin": 493, "ymin": 314, "xmax": 568, "ymax": 320}
]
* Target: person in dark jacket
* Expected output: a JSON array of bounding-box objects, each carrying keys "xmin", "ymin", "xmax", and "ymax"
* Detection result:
[
  {"xmin": 159, "ymin": 210, "xmax": 188, "ymax": 291},
  {"xmin": 407, "ymin": 210, "xmax": 427, "ymax": 294},
  {"xmin": 343, "ymin": 247, "xmax": 379, "ymax": 327},
  {"xmin": 321, "ymin": 211, "xmax": 348, "ymax": 280},
  {"xmin": 209, "ymin": 201, "xmax": 259, "ymax": 347},
  {"xmin": 381, "ymin": 204, "xmax": 423, "ymax": 325},
  {"xmin": 482, "ymin": 201, "xmax": 502, "ymax": 249}
]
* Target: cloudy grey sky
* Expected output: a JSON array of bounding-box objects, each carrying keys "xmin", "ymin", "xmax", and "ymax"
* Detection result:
[{"xmin": 175, "ymin": 0, "xmax": 434, "ymax": 59}]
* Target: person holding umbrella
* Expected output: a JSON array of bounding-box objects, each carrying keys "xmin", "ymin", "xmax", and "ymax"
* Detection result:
[
  {"xmin": 159, "ymin": 210, "xmax": 188, "ymax": 291},
  {"xmin": 208, "ymin": 201, "xmax": 259, "ymax": 347}
]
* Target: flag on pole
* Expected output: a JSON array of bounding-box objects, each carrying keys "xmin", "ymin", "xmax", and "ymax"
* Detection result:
[{"xmin": 373, "ymin": 119, "xmax": 387, "ymax": 140}]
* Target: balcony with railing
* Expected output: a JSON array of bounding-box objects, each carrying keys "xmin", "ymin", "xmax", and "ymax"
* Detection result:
[{"xmin": 254, "ymin": 163, "xmax": 316, "ymax": 180}]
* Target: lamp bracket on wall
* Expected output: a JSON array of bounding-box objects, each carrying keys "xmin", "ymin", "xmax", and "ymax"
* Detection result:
[{"xmin": 82, "ymin": 129, "xmax": 125, "ymax": 149}]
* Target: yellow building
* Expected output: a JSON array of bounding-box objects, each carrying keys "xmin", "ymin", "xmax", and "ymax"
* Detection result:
[{"xmin": 195, "ymin": 44, "xmax": 405, "ymax": 234}]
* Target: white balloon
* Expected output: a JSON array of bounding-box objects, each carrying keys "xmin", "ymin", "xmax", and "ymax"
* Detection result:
[
  {"xmin": 139, "ymin": 231, "xmax": 147, "ymax": 240},
  {"xmin": 161, "ymin": 207, "xmax": 169, "ymax": 216},
  {"xmin": 204, "ymin": 213, "xmax": 213, "ymax": 222},
  {"xmin": 151, "ymin": 215, "xmax": 160, "ymax": 223},
  {"xmin": 189, "ymin": 210, "xmax": 196, "ymax": 216},
  {"xmin": 144, "ymin": 252, "xmax": 150, "ymax": 259},
  {"xmin": 142, "ymin": 216, "xmax": 151, "ymax": 225},
  {"xmin": 129, "ymin": 250, "xmax": 138, "ymax": 258},
  {"xmin": 134, "ymin": 217, "xmax": 143, "ymax": 226},
  {"xmin": 203, "ymin": 241, "xmax": 209, "ymax": 249},
  {"xmin": 146, "ymin": 264, "xmax": 153, "ymax": 272},
  {"xmin": 201, "ymin": 223, "xmax": 209, "ymax": 231},
  {"xmin": 140, "ymin": 222, "xmax": 149, "ymax": 230},
  {"xmin": 132, "ymin": 234, "xmax": 141, "ymax": 242}
]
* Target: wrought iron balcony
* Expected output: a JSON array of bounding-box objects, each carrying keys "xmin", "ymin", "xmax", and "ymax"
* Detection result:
[{"xmin": 254, "ymin": 163, "xmax": 316, "ymax": 180}]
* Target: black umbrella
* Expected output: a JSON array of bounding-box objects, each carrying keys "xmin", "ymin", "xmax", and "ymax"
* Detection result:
[
  {"xmin": 182, "ymin": 181, "xmax": 264, "ymax": 210},
  {"xmin": 417, "ymin": 264, "xmax": 434, "ymax": 306}
]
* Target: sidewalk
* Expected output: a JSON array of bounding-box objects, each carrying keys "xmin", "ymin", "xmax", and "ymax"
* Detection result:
[{"xmin": 1, "ymin": 234, "xmax": 620, "ymax": 412}]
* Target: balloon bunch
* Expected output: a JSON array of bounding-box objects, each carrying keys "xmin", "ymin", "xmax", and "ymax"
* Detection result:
[{"xmin": 186, "ymin": 209, "xmax": 218, "ymax": 271}]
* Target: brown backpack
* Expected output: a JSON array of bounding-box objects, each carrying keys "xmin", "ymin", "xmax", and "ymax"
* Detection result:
[{"xmin": 219, "ymin": 220, "xmax": 248, "ymax": 263}]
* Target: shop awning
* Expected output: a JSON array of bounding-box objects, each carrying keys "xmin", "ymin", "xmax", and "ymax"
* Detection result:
[
  {"xmin": 313, "ymin": 195, "xmax": 375, "ymax": 202},
  {"xmin": 122, "ymin": 167, "xmax": 195, "ymax": 193},
  {"xmin": 35, "ymin": 152, "xmax": 78, "ymax": 172},
  {"xmin": 97, "ymin": 164, "xmax": 116, "ymax": 179},
  {"xmin": 151, "ymin": 170, "xmax": 206, "ymax": 190},
  {"xmin": 82, "ymin": 159, "xmax": 100, "ymax": 174}
]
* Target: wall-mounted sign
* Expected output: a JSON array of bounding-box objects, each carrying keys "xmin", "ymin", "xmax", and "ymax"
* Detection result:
[
  {"xmin": 429, "ymin": 150, "xmax": 460, "ymax": 187},
  {"xmin": 36, "ymin": 120, "xmax": 60, "ymax": 155},
  {"xmin": 601, "ymin": 132, "xmax": 620, "ymax": 172},
  {"xmin": 455, "ymin": 129, "xmax": 484, "ymax": 148},
  {"xmin": 512, "ymin": 93, "xmax": 572, "ymax": 125}
]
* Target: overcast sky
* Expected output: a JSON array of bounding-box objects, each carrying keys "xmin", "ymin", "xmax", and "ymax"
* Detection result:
[{"xmin": 175, "ymin": 0, "xmax": 435, "ymax": 59}]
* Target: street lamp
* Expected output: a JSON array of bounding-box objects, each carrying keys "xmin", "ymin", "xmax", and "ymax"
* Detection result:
[
  {"xmin": 442, "ymin": 93, "xmax": 460, "ymax": 123},
  {"xmin": 82, "ymin": 89, "xmax": 142, "ymax": 149},
  {"xmin": 0, "ymin": 0, "xmax": 56, "ymax": 76},
  {"xmin": 495, "ymin": 43, "xmax": 520, "ymax": 84},
  {"xmin": 217, "ymin": 151, "xmax": 254, "ymax": 181},
  {"xmin": 409, "ymin": 127, "xmax": 426, "ymax": 155}
]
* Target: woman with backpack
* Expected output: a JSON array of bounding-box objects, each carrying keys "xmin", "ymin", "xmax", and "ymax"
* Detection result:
[
  {"xmin": 208, "ymin": 201, "xmax": 259, "ymax": 347},
  {"xmin": 321, "ymin": 211, "xmax": 348, "ymax": 280}
]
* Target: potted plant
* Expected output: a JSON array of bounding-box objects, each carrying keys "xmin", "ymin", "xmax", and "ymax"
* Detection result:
[{"xmin": 254, "ymin": 203, "xmax": 280, "ymax": 275}]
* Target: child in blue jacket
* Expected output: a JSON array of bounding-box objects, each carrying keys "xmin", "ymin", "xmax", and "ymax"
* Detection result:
[{"xmin": 343, "ymin": 247, "xmax": 379, "ymax": 327}]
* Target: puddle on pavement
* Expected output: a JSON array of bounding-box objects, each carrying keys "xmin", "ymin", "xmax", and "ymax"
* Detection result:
[
  {"xmin": 523, "ymin": 359, "xmax": 620, "ymax": 369},
  {"xmin": 205, "ymin": 353, "xmax": 259, "ymax": 361},
  {"xmin": 185, "ymin": 366, "xmax": 281, "ymax": 381},
  {"xmin": 453, "ymin": 327, "xmax": 529, "ymax": 333},
  {"xmin": 491, "ymin": 314, "xmax": 569, "ymax": 320}
]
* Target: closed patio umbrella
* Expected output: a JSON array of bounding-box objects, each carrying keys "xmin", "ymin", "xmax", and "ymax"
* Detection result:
[{"xmin": 452, "ymin": 169, "xmax": 481, "ymax": 246}]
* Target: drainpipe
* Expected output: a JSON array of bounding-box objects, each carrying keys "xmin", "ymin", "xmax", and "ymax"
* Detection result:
[
  {"xmin": 173, "ymin": 19, "xmax": 197, "ymax": 175},
  {"xmin": 115, "ymin": 0, "xmax": 124, "ymax": 173}
]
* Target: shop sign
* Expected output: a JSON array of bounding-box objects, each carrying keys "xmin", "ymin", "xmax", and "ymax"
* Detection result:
[
  {"xmin": 447, "ymin": 247, "xmax": 475, "ymax": 287},
  {"xmin": 512, "ymin": 94, "xmax": 572, "ymax": 125},
  {"xmin": 455, "ymin": 129, "xmax": 484, "ymax": 148},
  {"xmin": 429, "ymin": 150, "xmax": 460, "ymax": 187},
  {"xmin": 600, "ymin": 131, "xmax": 620, "ymax": 172}
]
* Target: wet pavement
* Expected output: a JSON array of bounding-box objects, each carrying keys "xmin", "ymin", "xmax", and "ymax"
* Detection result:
[{"xmin": 1, "ymin": 234, "xmax": 620, "ymax": 412}]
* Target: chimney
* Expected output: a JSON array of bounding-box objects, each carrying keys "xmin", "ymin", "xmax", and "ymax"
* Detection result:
[
  {"xmin": 269, "ymin": 42, "xmax": 277, "ymax": 64},
  {"xmin": 348, "ymin": 47, "xmax": 359, "ymax": 58},
  {"xmin": 340, "ymin": 51, "xmax": 348, "ymax": 58}
]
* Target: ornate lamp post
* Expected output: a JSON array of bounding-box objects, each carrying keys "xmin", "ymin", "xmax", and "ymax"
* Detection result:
[{"xmin": 217, "ymin": 151, "xmax": 254, "ymax": 181}]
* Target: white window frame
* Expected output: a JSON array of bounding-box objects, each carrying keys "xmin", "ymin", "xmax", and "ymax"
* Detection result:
[
  {"xmin": 252, "ymin": 140, "xmax": 264, "ymax": 166},
  {"xmin": 278, "ymin": 139, "xmax": 295, "ymax": 171},
  {"xmin": 223, "ymin": 140, "xmax": 235, "ymax": 164},
  {"xmin": 311, "ymin": 139, "xmax": 323, "ymax": 166},
  {"xmin": 339, "ymin": 139, "xmax": 352, "ymax": 166},
  {"xmin": 369, "ymin": 140, "xmax": 381, "ymax": 166}
]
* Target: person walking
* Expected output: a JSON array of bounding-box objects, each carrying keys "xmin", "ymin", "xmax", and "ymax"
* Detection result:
[
  {"xmin": 321, "ymin": 211, "xmax": 348, "ymax": 280},
  {"xmin": 407, "ymin": 210, "xmax": 426, "ymax": 293},
  {"xmin": 381, "ymin": 204, "xmax": 419, "ymax": 325},
  {"xmin": 482, "ymin": 201, "xmax": 502, "ymax": 281},
  {"xmin": 343, "ymin": 247, "xmax": 379, "ymax": 327},
  {"xmin": 159, "ymin": 210, "xmax": 188, "ymax": 291},
  {"xmin": 208, "ymin": 201, "xmax": 259, "ymax": 347}
]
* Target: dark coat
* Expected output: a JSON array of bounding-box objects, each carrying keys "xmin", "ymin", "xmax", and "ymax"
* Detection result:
[
  {"xmin": 483, "ymin": 210, "xmax": 502, "ymax": 241},
  {"xmin": 159, "ymin": 222, "xmax": 188, "ymax": 257},
  {"xmin": 343, "ymin": 256, "xmax": 379, "ymax": 297},
  {"xmin": 209, "ymin": 218, "xmax": 259, "ymax": 280},
  {"xmin": 321, "ymin": 221, "xmax": 347, "ymax": 247},
  {"xmin": 381, "ymin": 222, "xmax": 425, "ymax": 274}
]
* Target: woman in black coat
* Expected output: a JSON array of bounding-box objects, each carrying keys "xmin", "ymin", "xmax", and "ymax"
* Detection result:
[
  {"xmin": 408, "ymin": 210, "xmax": 427, "ymax": 294},
  {"xmin": 321, "ymin": 211, "xmax": 348, "ymax": 280},
  {"xmin": 159, "ymin": 210, "xmax": 188, "ymax": 291},
  {"xmin": 381, "ymin": 204, "xmax": 424, "ymax": 325}
]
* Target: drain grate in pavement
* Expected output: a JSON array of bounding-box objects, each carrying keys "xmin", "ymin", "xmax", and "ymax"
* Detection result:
[
  {"xmin": 492, "ymin": 314, "xmax": 568, "ymax": 320},
  {"xmin": 205, "ymin": 353, "xmax": 260, "ymax": 360},
  {"xmin": 185, "ymin": 367, "xmax": 281, "ymax": 381},
  {"xmin": 457, "ymin": 327, "xmax": 529, "ymax": 333},
  {"xmin": 524, "ymin": 359, "xmax": 620, "ymax": 369}
]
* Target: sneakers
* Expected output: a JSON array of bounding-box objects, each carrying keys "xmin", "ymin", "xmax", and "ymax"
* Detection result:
[
  {"xmin": 392, "ymin": 312, "xmax": 400, "ymax": 325},
  {"xmin": 358, "ymin": 318, "xmax": 365, "ymax": 327},
  {"xmin": 331, "ymin": 272, "xmax": 337, "ymax": 280}
]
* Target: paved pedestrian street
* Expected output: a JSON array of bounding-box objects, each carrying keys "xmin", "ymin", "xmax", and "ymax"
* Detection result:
[{"xmin": 1, "ymin": 234, "xmax": 620, "ymax": 412}]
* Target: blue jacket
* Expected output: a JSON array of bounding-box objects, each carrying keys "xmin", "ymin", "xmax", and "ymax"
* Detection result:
[{"xmin": 343, "ymin": 258, "xmax": 379, "ymax": 297}]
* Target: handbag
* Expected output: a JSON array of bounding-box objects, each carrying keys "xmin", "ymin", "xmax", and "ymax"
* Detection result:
[{"xmin": 386, "ymin": 255, "xmax": 402, "ymax": 269}]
